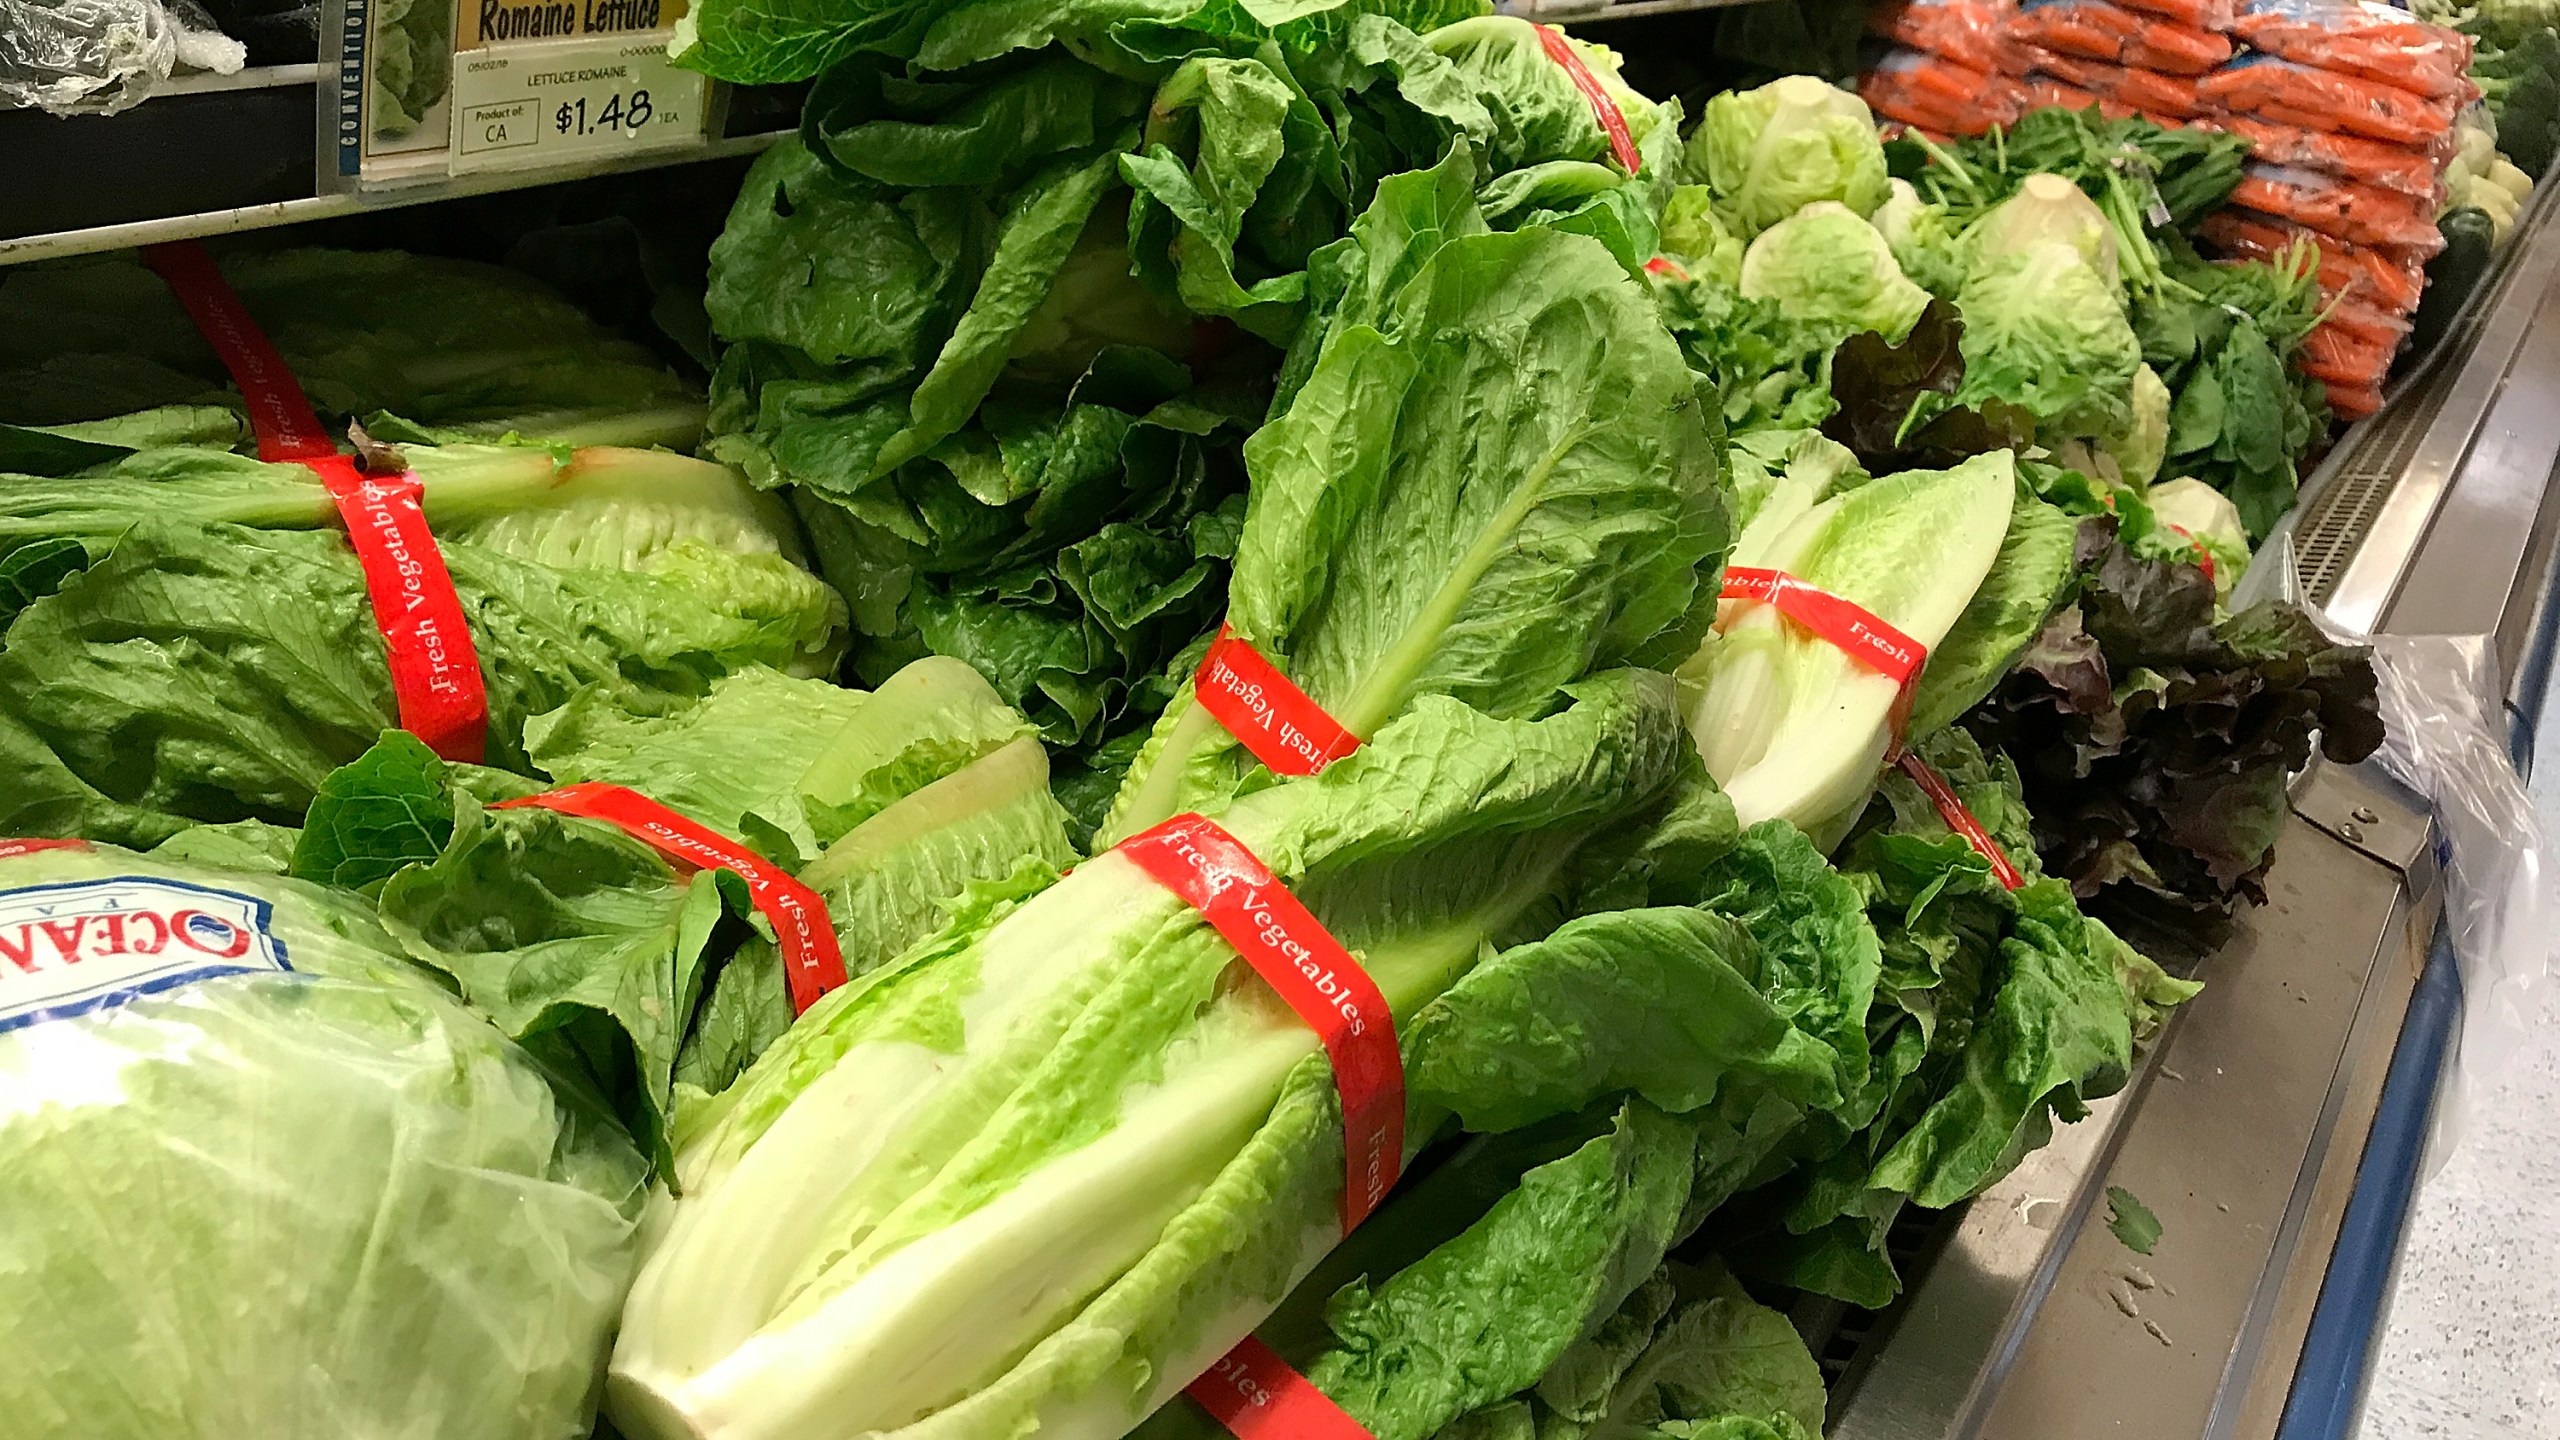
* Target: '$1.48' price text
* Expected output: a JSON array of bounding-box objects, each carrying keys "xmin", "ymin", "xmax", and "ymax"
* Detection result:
[{"xmin": 555, "ymin": 90, "xmax": 655, "ymax": 136}]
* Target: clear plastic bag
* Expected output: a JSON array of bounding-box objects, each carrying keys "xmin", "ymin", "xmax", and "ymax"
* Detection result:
[
  {"xmin": 2300, "ymin": 310, "xmax": 2408, "ymax": 390},
  {"xmin": 2025, "ymin": 50, "xmax": 2212, "ymax": 117},
  {"xmin": 2352, "ymin": 633, "xmax": 2556, "ymax": 1163},
  {"xmin": 0, "ymin": 0, "xmax": 243, "ymax": 115},
  {"xmin": 2213, "ymin": 115, "xmax": 2451, "ymax": 203},
  {"xmin": 1869, "ymin": 0, "xmax": 2019, "ymax": 75},
  {"xmin": 2228, "ymin": 0, "xmax": 2478, "ymax": 103},
  {"xmin": 2197, "ymin": 206, "xmax": 2431, "ymax": 309},
  {"xmin": 2010, "ymin": 0, "xmax": 2236, "ymax": 76},
  {"xmin": 2200, "ymin": 53, "xmax": 2459, "ymax": 146},
  {"xmin": 1861, "ymin": 46, "xmax": 2023, "ymax": 136},
  {"xmin": 2231, "ymin": 161, "xmax": 2451, "ymax": 251}
]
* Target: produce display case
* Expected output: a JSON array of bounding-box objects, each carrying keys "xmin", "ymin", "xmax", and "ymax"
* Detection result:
[
  {"xmin": 1824, "ymin": 168, "xmax": 2560, "ymax": 1440},
  {"xmin": 3, "ymin": 0, "xmax": 2551, "ymax": 1436}
]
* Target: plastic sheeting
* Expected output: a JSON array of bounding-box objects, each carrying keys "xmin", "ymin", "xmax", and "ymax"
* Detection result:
[{"xmin": 0, "ymin": 0, "xmax": 243, "ymax": 116}]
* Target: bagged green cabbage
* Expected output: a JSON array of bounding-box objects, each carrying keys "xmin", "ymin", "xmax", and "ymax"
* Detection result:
[{"xmin": 0, "ymin": 841, "xmax": 645, "ymax": 1440}]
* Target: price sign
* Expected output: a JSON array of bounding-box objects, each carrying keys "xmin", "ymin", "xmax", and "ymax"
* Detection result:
[{"xmin": 447, "ymin": 36, "xmax": 707, "ymax": 173}]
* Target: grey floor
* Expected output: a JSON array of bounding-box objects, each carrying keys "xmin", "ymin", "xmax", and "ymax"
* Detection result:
[{"xmin": 2354, "ymin": 685, "xmax": 2560, "ymax": 1440}]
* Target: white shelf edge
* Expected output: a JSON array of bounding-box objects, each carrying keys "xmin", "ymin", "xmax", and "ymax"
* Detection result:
[
  {"xmin": 156, "ymin": 63, "xmax": 325, "ymax": 97},
  {"xmin": 0, "ymin": 129, "xmax": 785, "ymax": 267}
]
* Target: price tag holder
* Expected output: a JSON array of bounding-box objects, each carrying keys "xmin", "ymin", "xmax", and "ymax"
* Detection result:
[{"xmin": 447, "ymin": 35, "xmax": 709, "ymax": 174}]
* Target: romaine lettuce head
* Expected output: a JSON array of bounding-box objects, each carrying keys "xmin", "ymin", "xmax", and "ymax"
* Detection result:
[
  {"xmin": 1660, "ymin": 185, "xmax": 1746, "ymax": 287},
  {"xmin": 0, "ymin": 842, "xmax": 644, "ymax": 1440},
  {"xmin": 606, "ymin": 673, "xmax": 1696, "ymax": 1440},
  {"xmin": 1738, "ymin": 202, "xmax": 1930, "ymax": 343},
  {"xmin": 1690, "ymin": 77, "xmax": 1890, "ymax": 237},
  {"xmin": 0, "ymin": 249, "xmax": 706, "ymax": 453},
  {"xmin": 1684, "ymin": 450, "xmax": 2017, "ymax": 832}
]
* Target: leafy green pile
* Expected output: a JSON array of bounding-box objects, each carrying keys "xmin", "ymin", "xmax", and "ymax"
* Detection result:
[
  {"xmin": 690, "ymin": 0, "xmax": 1685, "ymax": 825},
  {"xmin": 276, "ymin": 654, "xmax": 1075, "ymax": 1169},
  {"xmin": 2136, "ymin": 239, "xmax": 2330, "ymax": 539},
  {"xmin": 1891, "ymin": 107, "xmax": 2250, "ymax": 300},
  {"xmin": 1960, "ymin": 497, "xmax": 2385, "ymax": 953},
  {"xmin": 1117, "ymin": 735, "xmax": 2187, "ymax": 1440}
]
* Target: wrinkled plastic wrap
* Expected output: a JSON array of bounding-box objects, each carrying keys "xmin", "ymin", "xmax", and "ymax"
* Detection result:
[
  {"xmin": 2355, "ymin": 633, "xmax": 2556, "ymax": 1164},
  {"xmin": 2229, "ymin": 0, "xmax": 2477, "ymax": 102},
  {"xmin": 1869, "ymin": 0, "xmax": 2018, "ymax": 74},
  {"xmin": 1862, "ymin": 46, "xmax": 2023, "ymax": 136},
  {"xmin": 0, "ymin": 0, "xmax": 243, "ymax": 115},
  {"xmin": 0, "ymin": 844, "xmax": 645, "ymax": 1440}
]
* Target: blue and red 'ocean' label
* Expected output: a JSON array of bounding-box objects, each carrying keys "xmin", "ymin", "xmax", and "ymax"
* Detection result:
[{"xmin": 0, "ymin": 875, "xmax": 291, "ymax": 1034}]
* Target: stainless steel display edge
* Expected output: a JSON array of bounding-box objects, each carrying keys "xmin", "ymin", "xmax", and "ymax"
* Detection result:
[
  {"xmin": 1836, "ymin": 181, "xmax": 2560, "ymax": 1440},
  {"xmin": 0, "ymin": 131, "xmax": 784, "ymax": 268},
  {"xmin": 1831, "ymin": 772, "xmax": 2439, "ymax": 1440},
  {"xmin": 2319, "ymin": 176, "xmax": 2560, "ymax": 641}
]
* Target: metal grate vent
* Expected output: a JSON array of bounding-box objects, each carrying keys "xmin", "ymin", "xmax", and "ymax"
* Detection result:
[
  {"xmin": 1802, "ymin": 1202, "xmax": 1960, "ymax": 1408},
  {"xmin": 2293, "ymin": 359, "xmax": 2462, "ymax": 603}
]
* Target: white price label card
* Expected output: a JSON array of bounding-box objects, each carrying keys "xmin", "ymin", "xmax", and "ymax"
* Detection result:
[{"xmin": 448, "ymin": 36, "xmax": 708, "ymax": 173}]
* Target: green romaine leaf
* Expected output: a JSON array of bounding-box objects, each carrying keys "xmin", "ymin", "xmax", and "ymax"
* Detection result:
[
  {"xmin": 1102, "ymin": 203, "xmax": 1723, "ymax": 839},
  {"xmin": 2107, "ymin": 1185, "xmax": 2162, "ymax": 1255}
]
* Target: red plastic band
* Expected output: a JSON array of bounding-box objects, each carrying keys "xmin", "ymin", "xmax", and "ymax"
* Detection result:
[
  {"xmin": 1185, "ymin": 1337, "xmax": 1377, "ymax": 1440},
  {"xmin": 1115, "ymin": 813, "xmax": 1403, "ymax": 1231},
  {"xmin": 1896, "ymin": 752, "xmax": 2025, "ymax": 890},
  {"xmin": 141, "ymin": 242, "xmax": 338, "ymax": 464},
  {"xmin": 1195, "ymin": 626, "xmax": 1361, "ymax": 778},
  {"xmin": 492, "ymin": 783, "xmax": 849, "ymax": 1013},
  {"xmin": 315, "ymin": 460, "xmax": 488, "ymax": 763},
  {"xmin": 2165, "ymin": 524, "xmax": 2217, "ymax": 583},
  {"xmin": 1537, "ymin": 23, "xmax": 1643, "ymax": 175},
  {"xmin": 1719, "ymin": 567, "xmax": 1927, "ymax": 745},
  {"xmin": 0, "ymin": 839, "xmax": 90, "ymax": 861},
  {"xmin": 143, "ymin": 241, "xmax": 489, "ymax": 764},
  {"xmin": 1643, "ymin": 256, "xmax": 1691, "ymax": 281}
]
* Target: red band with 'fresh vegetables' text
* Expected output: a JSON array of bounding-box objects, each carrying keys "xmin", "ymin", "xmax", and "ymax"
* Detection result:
[
  {"xmin": 492, "ymin": 783, "xmax": 849, "ymax": 1013},
  {"xmin": 0, "ymin": 839, "xmax": 91, "ymax": 861},
  {"xmin": 1536, "ymin": 23, "xmax": 1642, "ymax": 175},
  {"xmin": 1719, "ymin": 566, "xmax": 1926, "ymax": 744},
  {"xmin": 1186, "ymin": 1336, "xmax": 1377, "ymax": 1440},
  {"xmin": 142, "ymin": 241, "xmax": 339, "ymax": 464},
  {"xmin": 1895, "ymin": 752, "xmax": 2026, "ymax": 890},
  {"xmin": 1194, "ymin": 626, "xmax": 1361, "ymax": 777},
  {"xmin": 1114, "ymin": 812, "xmax": 1403, "ymax": 1232},
  {"xmin": 142, "ymin": 240, "xmax": 489, "ymax": 764},
  {"xmin": 314, "ymin": 460, "xmax": 488, "ymax": 763}
]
